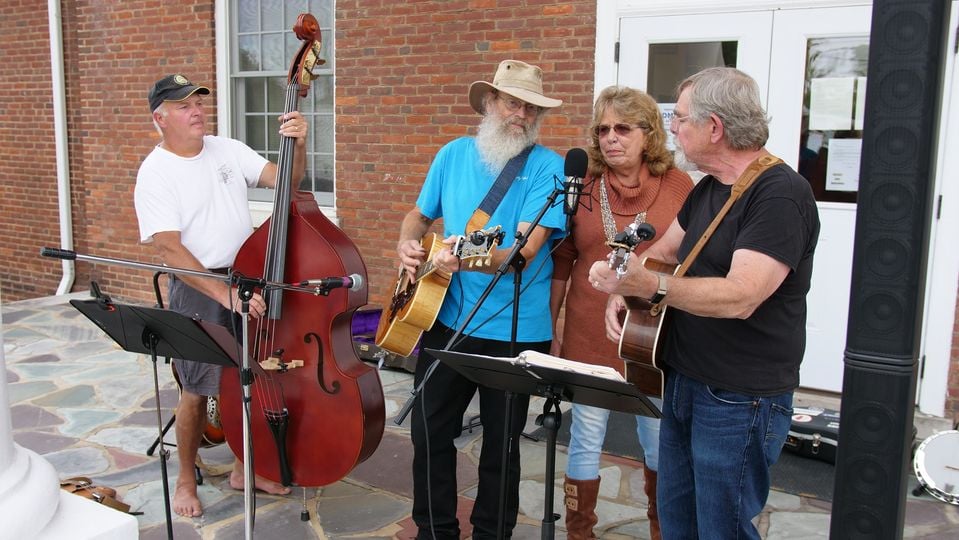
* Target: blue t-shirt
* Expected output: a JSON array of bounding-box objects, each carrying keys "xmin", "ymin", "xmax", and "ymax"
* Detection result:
[{"xmin": 416, "ymin": 137, "xmax": 566, "ymax": 341}]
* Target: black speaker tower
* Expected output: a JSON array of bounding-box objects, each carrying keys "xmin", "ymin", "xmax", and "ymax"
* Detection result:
[{"xmin": 830, "ymin": 1, "xmax": 951, "ymax": 539}]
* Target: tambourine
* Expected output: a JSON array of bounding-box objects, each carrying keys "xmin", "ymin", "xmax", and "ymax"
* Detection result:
[{"xmin": 912, "ymin": 429, "xmax": 959, "ymax": 505}]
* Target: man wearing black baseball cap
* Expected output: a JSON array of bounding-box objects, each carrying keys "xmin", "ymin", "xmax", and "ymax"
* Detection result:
[
  {"xmin": 147, "ymin": 74, "xmax": 210, "ymax": 112},
  {"xmin": 135, "ymin": 74, "xmax": 308, "ymax": 517}
]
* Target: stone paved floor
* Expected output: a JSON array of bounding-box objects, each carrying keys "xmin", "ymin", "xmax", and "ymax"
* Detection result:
[{"xmin": 4, "ymin": 292, "xmax": 958, "ymax": 539}]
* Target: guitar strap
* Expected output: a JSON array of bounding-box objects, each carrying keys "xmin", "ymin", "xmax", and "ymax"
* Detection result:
[
  {"xmin": 673, "ymin": 153, "xmax": 783, "ymax": 279},
  {"xmin": 465, "ymin": 144, "xmax": 534, "ymax": 233}
]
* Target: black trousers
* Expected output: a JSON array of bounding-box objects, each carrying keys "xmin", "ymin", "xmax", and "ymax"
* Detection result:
[{"xmin": 411, "ymin": 323, "xmax": 550, "ymax": 540}]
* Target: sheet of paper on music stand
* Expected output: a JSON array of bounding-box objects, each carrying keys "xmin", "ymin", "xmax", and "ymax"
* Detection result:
[{"xmin": 514, "ymin": 350, "xmax": 626, "ymax": 382}]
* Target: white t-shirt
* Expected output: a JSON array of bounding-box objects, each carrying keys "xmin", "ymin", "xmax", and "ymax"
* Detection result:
[{"xmin": 134, "ymin": 135, "xmax": 269, "ymax": 268}]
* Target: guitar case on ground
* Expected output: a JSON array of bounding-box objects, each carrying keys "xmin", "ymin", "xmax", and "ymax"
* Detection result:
[{"xmin": 784, "ymin": 406, "xmax": 840, "ymax": 464}]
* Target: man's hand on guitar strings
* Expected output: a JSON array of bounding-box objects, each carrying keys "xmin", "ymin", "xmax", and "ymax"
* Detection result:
[{"xmin": 397, "ymin": 238, "xmax": 426, "ymax": 280}]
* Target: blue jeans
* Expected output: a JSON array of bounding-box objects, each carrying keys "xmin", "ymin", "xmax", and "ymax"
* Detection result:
[
  {"xmin": 566, "ymin": 397, "xmax": 663, "ymax": 480},
  {"xmin": 658, "ymin": 370, "xmax": 793, "ymax": 540}
]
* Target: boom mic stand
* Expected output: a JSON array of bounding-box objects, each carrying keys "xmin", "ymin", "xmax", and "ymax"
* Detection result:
[
  {"xmin": 40, "ymin": 247, "xmax": 341, "ymax": 540},
  {"xmin": 391, "ymin": 185, "xmax": 565, "ymax": 540}
]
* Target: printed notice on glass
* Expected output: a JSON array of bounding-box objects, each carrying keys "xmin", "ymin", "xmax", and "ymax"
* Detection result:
[
  {"xmin": 809, "ymin": 77, "xmax": 855, "ymax": 131},
  {"xmin": 826, "ymin": 138, "xmax": 862, "ymax": 192},
  {"xmin": 659, "ymin": 103, "xmax": 677, "ymax": 150}
]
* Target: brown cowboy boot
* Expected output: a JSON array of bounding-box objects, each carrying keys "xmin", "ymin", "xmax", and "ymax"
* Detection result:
[
  {"xmin": 564, "ymin": 475, "xmax": 600, "ymax": 540},
  {"xmin": 643, "ymin": 467, "xmax": 661, "ymax": 540}
]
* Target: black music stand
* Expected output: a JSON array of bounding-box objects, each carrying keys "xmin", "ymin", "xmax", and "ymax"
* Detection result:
[
  {"xmin": 70, "ymin": 298, "xmax": 238, "ymax": 540},
  {"xmin": 426, "ymin": 348, "xmax": 660, "ymax": 540}
]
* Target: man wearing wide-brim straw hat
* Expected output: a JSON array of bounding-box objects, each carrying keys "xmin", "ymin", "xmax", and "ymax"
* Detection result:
[
  {"xmin": 468, "ymin": 59, "xmax": 563, "ymax": 114},
  {"xmin": 390, "ymin": 59, "xmax": 566, "ymax": 539}
]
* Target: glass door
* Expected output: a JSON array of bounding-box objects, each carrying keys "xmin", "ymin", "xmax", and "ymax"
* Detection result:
[
  {"xmin": 616, "ymin": 5, "xmax": 872, "ymax": 393},
  {"xmin": 766, "ymin": 5, "xmax": 872, "ymax": 393},
  {"xmin": 618, "ymin": 11, "xmax": 773, "ymax": 151}
]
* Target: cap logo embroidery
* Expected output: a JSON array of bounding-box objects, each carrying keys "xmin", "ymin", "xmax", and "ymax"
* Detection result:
[{"xmin": 173, "ymin": 74, "xmax": 189, "ymax": 86}]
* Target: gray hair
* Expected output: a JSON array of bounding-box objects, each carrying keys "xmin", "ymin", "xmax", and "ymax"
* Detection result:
[
  {"xmin": 152, "ymin": 103, "xmax": 167, "ymax": 137},
  {"xmin": 678, "ymin": 67, "xmax": 769, "ymax": 150}
]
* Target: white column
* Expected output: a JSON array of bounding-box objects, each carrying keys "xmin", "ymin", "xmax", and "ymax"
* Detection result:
[{"xmin": 0, "ymin": 293, "xmax": 138, "ymax": 539}]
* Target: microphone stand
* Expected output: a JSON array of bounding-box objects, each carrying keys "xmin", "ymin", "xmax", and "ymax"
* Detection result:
[
  {"xmin": 391, "ymin": 185, "xmax": 564, "ymax": 540},
  {"xmin": 39, "ymin": 247, "xmax": 341, "ymax": 540}
]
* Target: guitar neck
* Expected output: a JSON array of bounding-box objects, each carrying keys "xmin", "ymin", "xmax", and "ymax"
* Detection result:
[{"xmin": 415, "ymin": 258, "xmax": 440, "ymax": 282}]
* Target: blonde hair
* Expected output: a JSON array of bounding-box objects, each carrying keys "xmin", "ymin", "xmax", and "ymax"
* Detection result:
[{"xmin": 586, "ymin": 86, "xmax": 673, "ymax": 178}]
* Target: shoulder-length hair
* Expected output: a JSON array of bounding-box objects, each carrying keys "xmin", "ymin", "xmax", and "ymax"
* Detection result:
[{"xmin": 586, "ymin": 86, "xmax": 674, "ymax": 178}]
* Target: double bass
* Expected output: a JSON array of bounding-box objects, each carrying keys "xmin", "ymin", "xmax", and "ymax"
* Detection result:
[{"xmin": 219, "ymin": 13, "xmax": 384, "ymax": 487}]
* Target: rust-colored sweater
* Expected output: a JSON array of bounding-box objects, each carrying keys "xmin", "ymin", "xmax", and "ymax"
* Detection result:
[{"xmin": 552, "ymin": 164, "xmax": 693, "ymax": 373}]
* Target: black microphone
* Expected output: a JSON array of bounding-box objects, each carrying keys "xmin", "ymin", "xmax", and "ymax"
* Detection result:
[
  {"xmin": 635, "ymin": 222, "xmax": 656, "ymax": 241},
  {"xmin": 298, "ymin": 273, "xmax": 364, "ymax": 290},
  {"xmin": 563, "ymin": 148, "xmax": 588, "ymax": 216}
]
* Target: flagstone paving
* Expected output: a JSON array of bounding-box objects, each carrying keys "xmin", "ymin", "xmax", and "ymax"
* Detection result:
[{"xmin": 4, "ymin": 293, "xmax": 958, "ymax": 539}]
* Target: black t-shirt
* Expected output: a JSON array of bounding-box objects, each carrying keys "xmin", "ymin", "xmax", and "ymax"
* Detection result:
[{"xmin": 663, "ymin": 164, "xmax": 820, "ymax": 395}]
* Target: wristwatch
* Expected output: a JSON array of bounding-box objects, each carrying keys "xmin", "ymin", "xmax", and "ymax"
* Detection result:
[{"xmin": 649, "ymin": 274, "xmax": 668, "ymax": 304}]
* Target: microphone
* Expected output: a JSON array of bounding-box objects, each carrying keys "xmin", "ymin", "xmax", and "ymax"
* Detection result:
[
  {"xmin": 298, "ymin": 273, "xmax": 364, "ymax": 291},
  {"xmin": 635, "ymin": 222, "xmax": 656, "ymax": 241},
  {"xmin": 563, "ymin": 148, "xmax": 588, "ymax": 217}
]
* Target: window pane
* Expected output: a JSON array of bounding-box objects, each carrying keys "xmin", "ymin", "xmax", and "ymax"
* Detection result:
[
  {"xmin": 314, "ymin": 115, "xmax": 333, "ymax": 153},
  {"xmin": 311, "ymin": 75, "xmax": 333, "ymax": 108},
  {"xmin": 263, "ymin": 33, "xmax": 285, "ymax": 71},
  {"xmin": 300, "ymin": 154, "xmax": 334, "ymax": 192},
  {"xmin": 267, "ymin": 76, "xmax": 287, "ymax": 112},
  {"xmin": 310, "ymin": 0, "xmax": 333, "ymax": 27},
  {"xmin": 245, "ymin": 115, "xmax": 267, "ymax": 152},
  {"xmin": 238, "ymin": 34, "xmax": 260, "ymax": 71},
  {"xmin": 798, "ymin": 37, "xmax": 869, "ymax": 203},
  {"xmin": 647, "ymin": 42, "xmax": 737, "ymax": 103},
  {"xmin": 261, "ymin": 0, "xmax": 283, "ymax": 31},
  {"xmin": 285, "ymin": 1, "xmax": 309, "ymax": 27},
  {"xmin": 237, "ymin": 0, "xmax": 258, "ymax": 33},
  {"xmin": 244, "ymin": 78, "xmax": 266, "ymax": 113}
]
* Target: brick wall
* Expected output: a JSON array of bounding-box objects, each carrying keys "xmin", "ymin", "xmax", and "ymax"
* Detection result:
[
  {"xmin": 0, "ymin": 0, "xmax": 215, "ymax": 305},
  {"xmin": 334, "ymin": 0, "xmax": 597, "ymax": 309},
  {"xmin": 0, "ymin": 1, "xmax": 64, "ymax": 299}
]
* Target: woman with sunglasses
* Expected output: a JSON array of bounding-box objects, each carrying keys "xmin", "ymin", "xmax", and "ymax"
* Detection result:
[{"xmin": 550, "ymin": 86, "xmax": 693, "ymax": 540}]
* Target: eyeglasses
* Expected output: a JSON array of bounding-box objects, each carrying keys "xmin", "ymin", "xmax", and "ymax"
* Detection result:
[
  {"xmin": 497, "ymin": 94, "xmax": 542, "ymax": 115},
  {"xmin": 670, "ymin": 113, "xmax": 692, "ymax": 127},
  {"xmin": 594, "ymin": 123, "xmax": 646, "ymax": 138}
]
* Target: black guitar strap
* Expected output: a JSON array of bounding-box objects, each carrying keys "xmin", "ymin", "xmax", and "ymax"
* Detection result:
[{"xmin": 465, "ymin": 144, "xmax": 534, "ymax": 233}]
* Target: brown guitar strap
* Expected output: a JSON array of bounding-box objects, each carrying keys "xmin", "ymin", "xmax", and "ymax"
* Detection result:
[
  {"xmin": 648, "ymin": 153, "xmax": 781, "ymax": 316},
  {"xmin": 672, "ymin": 153, "xmax": 783, "ymax": 279},
  {"xmin": 465, "ymin": 145, "xmax": 534, "ymax": 233}
]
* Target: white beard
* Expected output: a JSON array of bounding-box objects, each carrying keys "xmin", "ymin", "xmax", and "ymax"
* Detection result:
[
  {"xmin": 672, "ymin": 145, "xmax": 700, "ymax": 173},
  {"xmin": 475, "ymin": 113, "xmax": 541, "ymax": 174}
]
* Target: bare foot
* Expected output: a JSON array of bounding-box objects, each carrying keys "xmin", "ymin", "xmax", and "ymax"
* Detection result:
[
  {"xmin": 229, "ymin": 466, "xmax": 292, "ymax": 496},
  {"xmin": 172, "ymin": 480, "xmax": 203, "ymax": 517}
]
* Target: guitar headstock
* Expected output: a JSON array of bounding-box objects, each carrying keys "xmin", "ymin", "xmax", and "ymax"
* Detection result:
[
  {"xmin": 454, "ymin": 225, "xmax": 505, "ymax": 269},
  {"xmin": 606, "ymin": 222, "xmax": 645, "ymax": 279}
]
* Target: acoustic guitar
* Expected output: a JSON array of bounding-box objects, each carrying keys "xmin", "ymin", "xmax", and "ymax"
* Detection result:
[
  {"xmin": 606, "ymin": 223, "xmax": 675, "ymax": 399},
  {"xmin": 375, "ymin": 226, "xmax": 504, "ymax": 357}
]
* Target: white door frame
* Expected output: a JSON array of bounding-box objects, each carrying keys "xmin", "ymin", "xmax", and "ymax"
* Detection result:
[{"xmin": 596, "ymin": 0, "xmax": 959, "ymax": 416}]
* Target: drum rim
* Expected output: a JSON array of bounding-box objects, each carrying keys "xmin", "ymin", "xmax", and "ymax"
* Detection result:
[{"xmin": 913, "ymin": 430, "xmax": 959, "ymax": 505}]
